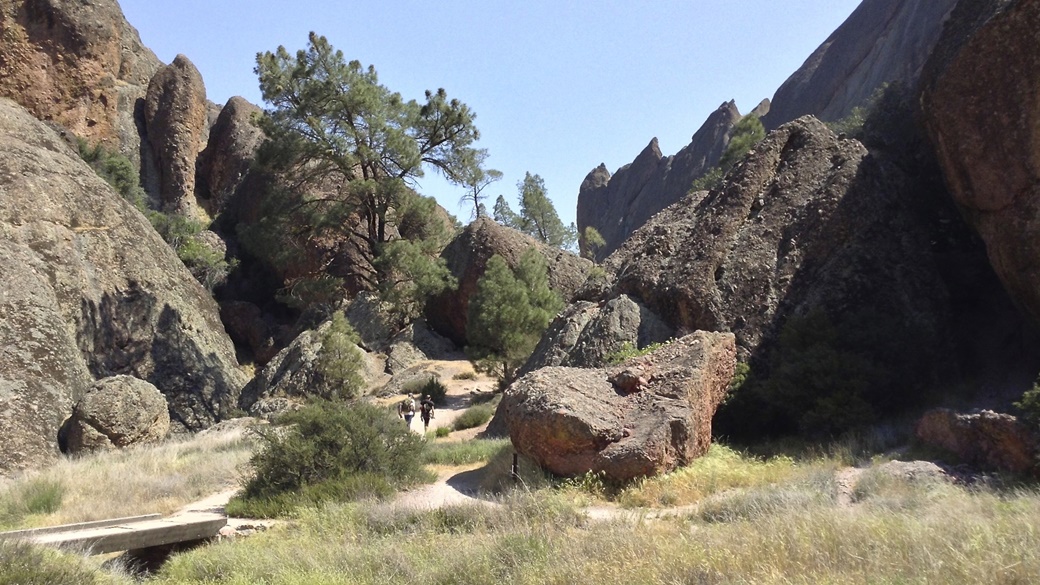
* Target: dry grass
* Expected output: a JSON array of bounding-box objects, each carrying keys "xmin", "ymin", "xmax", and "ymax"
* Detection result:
[
  {"xmin": 150, "ymin": 478, "xmax": 1040, "ymax": 585},
  {"xmin": 0, "ymin": 423, "xmax": 255, "ymax": 529}
]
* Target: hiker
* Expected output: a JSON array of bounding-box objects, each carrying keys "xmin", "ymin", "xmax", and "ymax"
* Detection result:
[
  {"xmin": 420, "ymin": 394, "xmax": 436, "ymax": 432},
  {"xmin": 398, "ymin": 395, "xmax": 416, "ymax": 428}
]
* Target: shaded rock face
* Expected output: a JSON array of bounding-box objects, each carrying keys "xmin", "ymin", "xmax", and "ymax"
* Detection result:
[
  {"xmin": 196, "ymin": 96, "xmax": 263, "ymax": 216},
  {"xmin": 426, "ymin": 217, "xmax": 593, "ymax": 346},
  {"xmin": 496, "ymin": 332, "xmax": 736, "ymax": 482},
  {"xmin": 522, "ymin": 294, "xmax": 674, "ymax": 374},
  {"xmin": 762, "ymin": 0, "xmax": 958, "ymax": 130},
  {"xmin": 577, "ymin": 101, "xmax": 743, "ymax": 260},
  {"xmin": 62, "ymin": 375, "xmax": 170, "ymax": 453},
  {"xmin": 920, "ymin": 0, "xmax": 1040, "ymax": 327},
  {"xmin": 0, "ymin": 0, "xmax": 162, "ymax": 159},
  {"xmin": 915, "ymin": 408, "xmax": 1039, "ymax": 474},
  {"xmin": 0, "ymin": 98, "xmax": 246, "ymax": 472},
  {"xmin": 385, "ymin": 320, "xmax": 458, "ymax": 375},
  {"xmin": 143, "ymin": 54, "xmax": 209, "ymax": 214}
]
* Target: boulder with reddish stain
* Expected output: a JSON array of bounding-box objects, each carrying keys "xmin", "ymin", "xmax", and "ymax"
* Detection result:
[
  {"xmin": 915, "ymin": 408, "xmax": 1039, "ymax": 474},
  {"xmin": 496, "ymin": 331, "xmax": 736, "ymax": 482}
]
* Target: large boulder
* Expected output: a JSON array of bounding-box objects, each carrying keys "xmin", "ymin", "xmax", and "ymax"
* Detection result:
[
  {"xmin": 915, "ymin": 408, "xmax": 1039, "ymax": 474},
  {"xmin": 920, "ymin": 0, "xmax": 1040, "ymax": 327},
  {"xmin": 762, "ymin": 0, "xmax": 958, "ymax": 130},
  {"xmin": 496, "ymin": 332, "xmax": 736, "ymax": 482},
  {"xmin": 0, "ymin": 0, "xmax": 162, "ymax": 159},
  {"xmin": 143, "ymin": 54, "xmax": 209, "ymax": 214},
  {"xmin": 62, "ymin": 375, "xmax": 170, "ymax": 453},
  {"xmin": 426, "ymin": 217, "xmax": 593, "ymax": 346},
  {"xmin": 0, "ymin": 98, "xmax": 246, "ymax": 473},
  {"xmin": 522, "ymin": 294, "xmax": 674, "ymax": 374}
]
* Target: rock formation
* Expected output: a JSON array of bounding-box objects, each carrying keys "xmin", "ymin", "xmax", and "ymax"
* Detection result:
[
  {"xmin": 62, "ymin": 375, "xmax": 170, "ymax": 453},
  {"xmin": 196, "ymin": 96, "xmax": 264, "ymax": 216},
  {"xmin": 920, "ymin": 0, "xmax": 1040, "ymax": 327},
  {"xmin": 522, "ymin": 294, "xmax": 674, "ymax": 374},
  {"xmin": 426, "ymin": 217, "xmax": 593, "ymax": 346},
  {"xmin": 496, "ymin": 332, "xmax": 736, "ymax": 481},
  {"xmin": 143, "ymin": 54, "xmax": 209, "ymax": 214},
  {"xmin": 915, "ymin": 408, "xmax": 1039, "ymax": 474},
  {"xmin": 576, "ymin": 101, "xmax": 747, "ymax": 259},
  {"xmin": 239, "ymin": 318, "xmax": 385, "ymax": 420},
  {"xmin": 762, "ymin": 0, "xmax": 958, "ymax": 130},
  {"xmin": 0, "ymin": 0, "xmax": 162, "ymax": 159},
  {"xmin": 0, "ymin": 98, "xmax": 246, "ymax": 473}
]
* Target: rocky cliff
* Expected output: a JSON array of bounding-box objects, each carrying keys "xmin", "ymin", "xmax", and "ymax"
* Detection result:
[
  {"xmin": 0, "ymin": 0, "xmax": 162, "ymax": 160},
  {"xmin": 762, "ymin": 0, "xmax": 958, "ymax": 130},
  {"xmin": 920, "ymin": 0, "xmax": 1040, "ymax": 327},
  {"xmin": 579, "ymin": 0, "xmax": 959, "ymax": 260},
  {"xmin": 0, "ymin": 98, "xmax": 247, "ymax": 474}
]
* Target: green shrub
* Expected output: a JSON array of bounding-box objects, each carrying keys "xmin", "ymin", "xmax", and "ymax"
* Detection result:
[
  {"xmin": 404, "ymin": 377, "xmax": 448, "ymax": 405},
  {"xmin": 1014, "ymin": 383, "xmax": 1040, "ymax": 429},
  {"xmin": 77, "ymin": 139, "xmax": 146, "ymax": 210},
  {"xmin": 452, "ymin": 403, "xmax": 495, "ymax": 431},
  {"xmin": 434, "ymin": 427, "xmax": 451, "ymax": 438},
  {"xmin": 0, "ymin": 540, "xmax": 123, "ymax": 585},
  {"xmin": 317, "ymin": 313, "xmax": 365, "ymax": 400},
  {"xmin": 235, "ymin": 401, "xmax": 426, "ymax": 512},
  {"xmin": 606, "ymin": 341, "xmax": 666, "ymax": 365},
  {"xmin": 21, "ymin": 478, "xmax": 64, "ymax": 516},
  {"xmin": 452, "ymin": 371, "xmax": 478, "ymax": 381}
]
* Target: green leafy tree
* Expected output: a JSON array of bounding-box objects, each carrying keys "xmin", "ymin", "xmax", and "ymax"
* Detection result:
[
  {"xmin": 251, "ymin": 32, "xmax": 479, "ymax": 306},
  {"xmin": 466, "ymin": 248, "xmax": 563, "ymax": 383},
  {"xmin": 516, "ymin": 172, "xmax": 576, "ymax": 250},
  {"xmin": 317, "ymin": 312, "xmax": 366, "ymax": 400},
  {"xmin": 719, "ymin": 114, "xmax": 766, "ymax": 171}
]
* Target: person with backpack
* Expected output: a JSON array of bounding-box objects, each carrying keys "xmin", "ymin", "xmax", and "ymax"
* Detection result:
[
  {"xmin": 397, "ymin": 395, "xmax": 416, "ymax": 428},
  {"xmin": 419, "ymin": 394, "xmax": 436, "ymax": 433}
]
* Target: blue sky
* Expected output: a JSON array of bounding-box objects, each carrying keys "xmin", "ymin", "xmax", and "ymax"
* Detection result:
[{"xmin": 119, "ymin": 0, "xmax": 862, "ymax": 226}]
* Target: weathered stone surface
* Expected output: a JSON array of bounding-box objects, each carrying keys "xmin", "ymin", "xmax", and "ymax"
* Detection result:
[
  {"xmin": 920, "ymin": 0, "xmax": 1040, "ymax": 327},
  {"xmin": 915, "ymin": 408, "xmax": 1039, "ymax": 474},
  {"xmin": 220, "ymin": 300, "xmax": 280, "ymax": 365},
  {"xmin": 577, "ymin": 102, "xmax": 743, "ymax": 260},
  {"xmin": 523, "ymin": 294, "xmax": 673, "ymax": 373},
  {"xmin": 196, "ymin": 96, "xmax": 263, "ymax": 215},
  {"xmin": 426, "ymin": 217, "xmax": 593, "ymax": 346},
  {"xmin": 0, "ymin": 98, "xmax": 246, "ymax": 474},
  {"xmin": 239, "ymin": 319, "xmax": 384, "ymax": 419},
  {"xmin": 63, "ymin": 375, "xmax": 170, "ymax": 453},
  {"xmin": 385, "ymin": 320, "xmax": 458, "ymax": 375},
  {"xmin": 762, "ymin": 0, "xmax": 958, "ymax": 130},
  {"xmin": 0, "ymin": 0, "xmax": 162, "ymax": 159},
  {"xmin": 604, "ymin": 117, "xmax": 945, "ymax": 360},
  {"xmin": 496, "ymin": 332, "xmax": 736, "ymax": 482},
  {"xmin": 143, "ymin": 54, "xmax": 208, "ymax": 214}
]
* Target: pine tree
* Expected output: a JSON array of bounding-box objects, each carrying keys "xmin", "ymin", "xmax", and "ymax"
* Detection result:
[
  {"xmin": 516, "ymin": 172, "xmax": 576, "ymax": 250},
  {"xmin": 466, "ymin": 248, "xmax": 563, "ymax": 383}
]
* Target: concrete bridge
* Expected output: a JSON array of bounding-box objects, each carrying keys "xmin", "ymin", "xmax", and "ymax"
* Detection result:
[{"xmin": 0, "ymin": 512, "xmax": 226, "ymax": 555}]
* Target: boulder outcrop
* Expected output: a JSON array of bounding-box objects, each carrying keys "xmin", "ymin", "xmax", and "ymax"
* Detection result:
[
  {"xmin": 496, "ymin": 332, "xmax": 736, "ymax": 481},
  {"xmin": 522, "ymin": 294, "xmax": 674, "ymax": 374},
  {"xmin": 915, "ymin": 408, "xmax": 1039, "ymax": 474},
  {"xmin": 426, "ymin": 217, "xmax": 593, "ymax": 346},
  {"xmin": 143, "ymin": 54, "xmax": 209, "ymax": 214},
  {"xmin": 62, "ymin": 375, "xmax": 170, "ymax": 453},
  {"xmin": 920, "ymin": 0, "xmax": 1040, "ymax": 327},
  {"xmin": 0, "ymin": 98, "xmax": 246, "ymax": 473},
  {"xmin": 762, "ymin": 0, "xmax": 958, "ymax": 130},
  {"xmin": 0, "ymin": 0, "xmax": 162, "ymax": 158}
]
